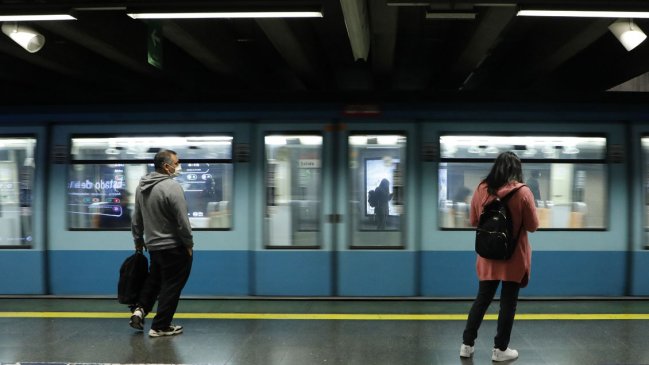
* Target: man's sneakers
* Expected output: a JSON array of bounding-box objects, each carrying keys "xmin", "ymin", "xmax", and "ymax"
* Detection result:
[
  {"xmin": 129, "ymin": 307, "xmax": 145, "ymax": 331},
  {"xmin": 149, "ymin": 324, "xmax": 183, "ymax": 337},
  {"xmin": 459, "ymin": 344, "xmax": 474, "ymax": 358},
  {"xmin": 492, "ymin": 347, "xmax": 519, "ymax": 362},
  {"xmin": 130, "ymin": 306, "xmax": 183, "ymax": 337}
]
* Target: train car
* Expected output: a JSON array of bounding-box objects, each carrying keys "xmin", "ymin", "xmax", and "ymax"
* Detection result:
[{"xmin": 0, "ymin": 103, "xmax": 647, "ymax": 297}]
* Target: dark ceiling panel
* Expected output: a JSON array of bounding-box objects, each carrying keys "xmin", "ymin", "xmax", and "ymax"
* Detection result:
[{"xmin": 0, "ymin": 0, "xmax": 647, "ymax": 103}]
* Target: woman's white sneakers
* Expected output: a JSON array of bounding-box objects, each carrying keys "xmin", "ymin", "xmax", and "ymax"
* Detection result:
[
  {"xmin": 459, "ymin": 344, "xmax": 474, "ymax": 358},
  {"xmin": 492, "ymin": 347, "xmax": 519, "ymax": 362},
  {"xmin": 461, "ymin": 345, "xmax": 518, "ymax": 361}
]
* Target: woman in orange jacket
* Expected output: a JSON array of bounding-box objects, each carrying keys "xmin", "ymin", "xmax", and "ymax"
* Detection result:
[{"xmin": 460, "ymin": 151, "xmax": 539, "ymax": 362}]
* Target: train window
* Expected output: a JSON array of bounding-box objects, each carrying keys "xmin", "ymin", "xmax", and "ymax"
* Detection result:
[
  {"xmin": 68, "ymin": 136, "xmax": 233, "ymax": 230},
  {"xmin": 0, "ymin": 137, "xmax": 36, "ymax": 247},
  {"xmin": 70, "ymin": 136, "xmax": 232, "ymax": 160},
  {"xmin": 264, "ymin": 134, "xmax": 322, "ymax": 248},
  {"xmin": 439, "ymin": 135, "xmax": 607, "ymax": 230},
  {"xmin": 642, "ymin": 137, "xmax": 649, "ymax": 247},
  {"xmin": 348, "ymin": 134, "xmax": 406, "ymax": 248}
]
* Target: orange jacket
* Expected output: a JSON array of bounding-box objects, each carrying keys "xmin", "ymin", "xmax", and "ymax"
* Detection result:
[{"xmin": 470, "ymin": 181, "xmax": 539, "ymax": 287}]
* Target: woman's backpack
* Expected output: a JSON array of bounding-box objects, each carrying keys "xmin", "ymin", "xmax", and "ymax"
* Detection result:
[
  {"xmin": 368, "ymin": 189, "xmax": 378, "ymax": 208},
  {"xmin": 475, "ymin": 185, "xmax": 525, "ymax": 260}
]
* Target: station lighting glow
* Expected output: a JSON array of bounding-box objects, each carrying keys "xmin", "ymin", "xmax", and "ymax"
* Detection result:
[
  {"xmin": 0, "ymin": 14, "xmax": 76, "ymax": 21},
  {"xmin": 517, "ymin": 10, "xmax": 649, "ymax": 18},
  {"xmin": 127, "ymin": 11, "xmax": 323, "ymax": 19}
]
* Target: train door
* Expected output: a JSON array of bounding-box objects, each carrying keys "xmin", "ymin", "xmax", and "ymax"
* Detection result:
[
  {"xmin": 0, "ymin": 135, "xmax": 44, "ymax": 294},
  {"xmin": 255, "ymin": 122, "xmax": 417, "ymax": 296}
]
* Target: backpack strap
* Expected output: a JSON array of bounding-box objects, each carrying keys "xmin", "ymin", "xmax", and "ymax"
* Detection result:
[
  {"xmin": 502, "ymin": 184, "xmax": 526, "ymax": 243},
  {"xmin": 500, "ymin": 184, "xmax": 526, "ymax": 203},
  {"xmin": 481, "ymin": 184, "xmax": 526, "ymax": 208}
]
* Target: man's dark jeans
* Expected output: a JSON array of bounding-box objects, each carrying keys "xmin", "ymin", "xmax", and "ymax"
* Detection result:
[
  {"xmin": 138, "ymin": 246, "xmax": 193, "ymax": 330},
  {"xmin": 462, "ymin": 280, "xmax": 521, "ymax": 351}
]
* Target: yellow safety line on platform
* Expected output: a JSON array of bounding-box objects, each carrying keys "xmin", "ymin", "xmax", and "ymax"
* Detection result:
[{"xmin": 0, "ymin": 312, "xmax": 648, "ymax": 320}]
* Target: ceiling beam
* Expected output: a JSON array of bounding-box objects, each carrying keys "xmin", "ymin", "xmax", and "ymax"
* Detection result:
[
  {"xmin": 256, "ymin": 18, "xmax": 320, "ymax": 89},
  {"xmin": 38, "ymin": 20, "xmax": 155, "ymax": 77},
  {"xmin": 160, "ymin": 20, "xmax": 264, "ymax": 88},
  {"xmin": 312, "ymin": 0, "xmax": 373, "ymax": 90},
  {"xmin": 449, "ymin": 6, "xmax": 517, "ymax": 89},
  {"xmin": 340, "ymin": 0, "xmax": 371, "ymax": 61},
  {"xmin": 0, "ymin": 37, "xmax": 143, "ymax": 102},
  {"xmin": 160, "ymin": 21, "xmax": 234, "ymax": 75},
  {"xmin": 575, "ymin": 36, "xmax": 649, "ymax": 90},
  {"xmin": 368, "ymin": 0, "xmax": 397, "ymax": 76},
  {"xmin": 0, "ymin": 34, "xmax": 79, "ymax": 77},
  {"xmin": 528, "ymin": 19, "xmax": 610, "ymax": 86}
]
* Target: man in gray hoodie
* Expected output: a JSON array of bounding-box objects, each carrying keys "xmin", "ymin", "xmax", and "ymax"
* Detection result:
[{"xmin": 129, "ymin": 149, "xmax": 194, "ymax": 337}]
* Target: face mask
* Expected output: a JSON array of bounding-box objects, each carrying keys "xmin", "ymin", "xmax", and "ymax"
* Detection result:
[
  {"xmin": 166, "ymin": 163, "xmax": 182, "ymax": 177},
  {"xmin": 171, "ymin": 163, "xmax": 182, "ymax": 177}
]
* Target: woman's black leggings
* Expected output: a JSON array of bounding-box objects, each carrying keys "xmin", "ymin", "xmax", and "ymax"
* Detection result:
[{"xmin": 462, "ymin": 280, "xmax": 521, "ymax": 351}]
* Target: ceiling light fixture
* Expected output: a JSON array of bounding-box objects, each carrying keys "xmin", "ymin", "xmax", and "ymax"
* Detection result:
[
  {"xmin": 339, "ymin": 0, "xmax": 370, "ymax": 61},
  {"xmin": 386, "ymin": 1, "xmax": 430, "ymax": 5},
  {"xmin": 517, "ymin": 10, "xmax": 649, "ymax": 18},
  {"xmin": 127, "ymin": 11, "xmax": 323, "ymax": 19},
  {"xmin": 1, "ymin": 23, "xmax": 45, "ymax": 53},
  {"xmin": 0, "ymin": 14, "xmax": 76, "ymax": 21},
  {"xmin": 608, "ymin": 18, "xmax": 647, "ymax": 51},
  {"xmin": 425, "ymin": 11, "xmax": 476, "ymax": 19}
]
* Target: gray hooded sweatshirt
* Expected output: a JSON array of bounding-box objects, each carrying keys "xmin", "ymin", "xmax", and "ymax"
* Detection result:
[{"xmin": 132, "ymin": 171, "xmax": 194, "ymax": 251}]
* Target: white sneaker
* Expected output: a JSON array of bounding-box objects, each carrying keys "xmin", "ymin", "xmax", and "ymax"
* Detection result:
[
  {"xmin": 148, "ymin": 324, "xmax": 183, "ymax": 337},
  {"xmin": 492, "ymin": 347, "xmax": 518, "ymax": 362},
  {"xmin": 129, "ymin": 307, "xmax": 145, "ymax": 331},
  {"xmin": 460, "ymin": 344, "xmax": 474, "ymax": 358}
]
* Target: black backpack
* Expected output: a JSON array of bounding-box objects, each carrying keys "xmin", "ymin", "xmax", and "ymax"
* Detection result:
[
  {"xmin": 475, "ymin": 185, "xmax": 525, "ymax": 260},
  {"xmin": 117, "ymin": 250, "xmax": 149, "ymax": 305},
  {"xmin": 368, "ymin": 189, "xmax": 378, "ymax": 208}
]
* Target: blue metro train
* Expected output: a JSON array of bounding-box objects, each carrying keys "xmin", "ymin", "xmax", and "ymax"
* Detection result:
[{"xmin": 1, "ymin": 102, "xmax": 648, "ymax": 297}]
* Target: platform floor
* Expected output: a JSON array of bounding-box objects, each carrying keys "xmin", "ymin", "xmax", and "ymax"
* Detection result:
[{"xmin": 1, "ymin": 298, "xmax": 648, "ymax": 364}]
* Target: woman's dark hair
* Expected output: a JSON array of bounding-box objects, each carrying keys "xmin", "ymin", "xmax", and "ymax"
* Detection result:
[
  {"xmin": 483, "ymin": 151, "xmax": 523, "ymax": 195},
  {"xmin": 378, "ymin": 178, "xmax": 390, "ymax": 191}
]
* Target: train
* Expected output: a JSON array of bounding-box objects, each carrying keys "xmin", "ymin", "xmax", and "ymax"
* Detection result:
[{"xmin": 1, "ymin": 102, "xmax": 648, "ymax": 297}]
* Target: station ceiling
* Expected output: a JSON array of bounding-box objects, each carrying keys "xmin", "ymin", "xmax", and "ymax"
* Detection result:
[{"xmin": 2, "ymin": 0, "xmax": 649, "ymax": 105}]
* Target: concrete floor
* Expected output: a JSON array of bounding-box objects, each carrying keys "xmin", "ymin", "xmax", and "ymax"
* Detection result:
[{"xmin": 0, "ymin": 298, "xmax": 648, "ymax": 364}]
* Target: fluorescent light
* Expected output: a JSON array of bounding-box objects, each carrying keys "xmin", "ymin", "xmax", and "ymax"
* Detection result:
[
  {"xmin": 0, "ymin": 14, "xmax": 76, "ymax": 21},
  {"xmin": 377, "ymin": 136, "xmax": 401, "ymax": 145},
  {"xmin": 127, "ymin": 11, "xmax": 323, "ymax": 19},
  {"xmin": 299, "ymin": 136, "xmax": 323, "ymax": 145},
  {"xmin": 517, "ymin": 10, "xmax": 649, "ymax": 18},
  {"xmin": 265, "ymin": 136, "xmax": 287, "ymax": 146}
]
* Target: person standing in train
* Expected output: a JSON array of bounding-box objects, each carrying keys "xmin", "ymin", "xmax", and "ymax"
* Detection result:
[
  {"xmin": 130, "ymin": 149, "xmax": 194, "ymax": 337},
  {"xmin": 374, "ymin": 178, "xmax": 393, "ymax": 230},
  {"xmin": 460, "ymin": 151, "xmax": 539, "ymax": 362}
]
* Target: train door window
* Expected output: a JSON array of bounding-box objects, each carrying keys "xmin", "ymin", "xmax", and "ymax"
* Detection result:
[
  {"xmin": 0, "ymin": 137, "xmax": 36, "ymax": 247},
  {"xmin": 349, "ymin": 134, "xmax": 406, "ymax": 248},
  {"xmin": 68, "ymin": 136, "xmax": 233, "ymax": 230},
  {"xmin": 439, "ymin": 135, "xmax": 607, "ymax": 230},
  {"xmin": 264, "ymin": 134, "xmax": 322, "ymax": 247}
]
